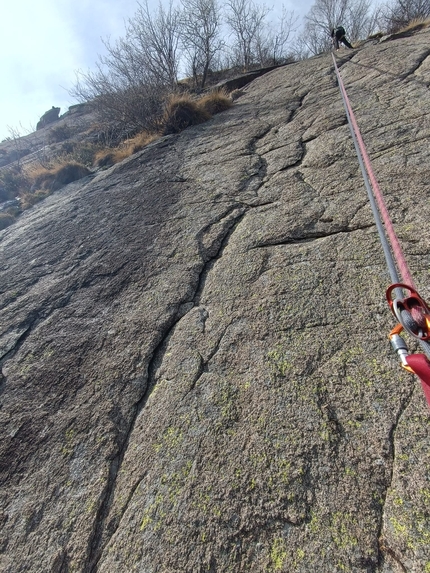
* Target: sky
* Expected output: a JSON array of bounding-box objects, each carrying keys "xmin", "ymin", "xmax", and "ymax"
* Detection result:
[{"xmin": 0, "ymin": 0, "xmax": 313, "ymax": 142}]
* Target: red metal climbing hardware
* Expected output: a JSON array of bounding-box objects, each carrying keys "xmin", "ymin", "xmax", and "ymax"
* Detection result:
[
  {"xmin": 386, "ymin": 283, "xmax": 430, "ymax": 341},
  {"xmin": 405, "ymin": 354, "xmax": 430, "ymax": 406}
]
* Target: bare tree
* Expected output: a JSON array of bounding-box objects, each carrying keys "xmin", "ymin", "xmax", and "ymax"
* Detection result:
[
  {"xmin": 264, "ymin": 7, "xmax": 298, "ymax": 65},
  {"xmin": 71, "ymin": 0, "xmax": 182, "ymax": 134},
  {"xmin": 302, "ymin": 0, "xmax": 379, "ymax": 54},
  {"xmin": 226, "ymin": 0, "xmax": 271, "ymax": 70},
  {"xmin": 180, "ymin": 0, "xmax": 223, "ymax": 89},
  {"xmin": 128, "ymin": 0, "xmax": 182, "ymax": 87},
  {"xmin": 73, "ymin": 64, "xmax": 167, "ymax": 135},
  {"xmin": 379, "ymin": 0, "xmax": 430, "ymax": 32}
]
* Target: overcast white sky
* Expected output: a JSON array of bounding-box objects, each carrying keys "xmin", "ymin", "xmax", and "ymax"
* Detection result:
[{"xmin": 0, "ymin": 0, "xmax": 312, "ymax": 142}]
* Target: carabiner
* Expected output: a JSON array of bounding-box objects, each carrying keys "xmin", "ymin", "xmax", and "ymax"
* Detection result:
[{"xmin": 386, "ymin": 283, "xmax": 430, "ymax": 341}]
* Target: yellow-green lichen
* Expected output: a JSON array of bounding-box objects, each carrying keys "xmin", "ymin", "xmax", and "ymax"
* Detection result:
[
  {"xmin": 153, "ymin": 425, "xmax": 183, "ymax": 454},
  {"xmin": 270, "ymin": 537, "xmax": 287, "ymax": 571}
]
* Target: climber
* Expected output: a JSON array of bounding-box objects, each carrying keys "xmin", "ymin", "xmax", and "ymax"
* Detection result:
[{"xmin": 331, "ymin": 26, "xmax": 353, "ymax": 50}]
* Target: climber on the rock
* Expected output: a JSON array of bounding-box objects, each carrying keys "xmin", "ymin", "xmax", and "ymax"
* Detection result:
[{"xmin": 331, "ymin": 26, "xmax": 353, "ymax": 49}]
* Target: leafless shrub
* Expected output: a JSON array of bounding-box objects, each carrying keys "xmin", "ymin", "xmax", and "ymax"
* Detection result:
[
  {"xmin": 180, "ymin": 0, "xmax": 223, "ymax": 89},
  {"xmin": 71, "ymin": 0, "xmax": 182, "ymax": 132},
  {"xmin": 378, "ymin": 0, "xmax": 430, "ymax": 33},
  {"xmin": 5, "ymin": 126, "xmax": 31, "ymax": 168},
  {"xmin": 0, "ymin": 167, "xmax": 30, "ymax": 200},
  {"xmin": 226, "ymin": 0, "xmax": 271, "ymax": 70}
]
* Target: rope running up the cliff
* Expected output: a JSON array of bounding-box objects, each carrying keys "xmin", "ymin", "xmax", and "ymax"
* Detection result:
[{"xmin": 332, "ymin": 52, "xmax": 430, "ymax": 407}]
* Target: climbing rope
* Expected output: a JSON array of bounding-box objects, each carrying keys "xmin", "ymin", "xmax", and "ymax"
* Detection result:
[{"xmin": 332, "ymin": 53, "xmax": 430, "ymax": 406}]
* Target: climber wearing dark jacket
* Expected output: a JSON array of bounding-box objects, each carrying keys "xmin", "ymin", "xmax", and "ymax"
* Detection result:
[{"xmin": 331, "ymin": 26, "xmax": 353, "ymax": 49}]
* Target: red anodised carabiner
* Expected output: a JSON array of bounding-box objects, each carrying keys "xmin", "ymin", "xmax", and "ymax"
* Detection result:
[{"xmin": 386, "ymin": 283, "xmax": 430, "ymax": 341}]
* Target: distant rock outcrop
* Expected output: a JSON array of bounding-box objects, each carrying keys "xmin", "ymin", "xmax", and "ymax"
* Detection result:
[
  {"xmin": 36, "ymin": 106, "xmax": 61, "ymax": 130},
  {"xmin": 1, "ymin": 26, "xmax": 430, "ymax": 573},
  {"xmin": 61, "ymin": 102, "xmax": 92, "ymax": 118}
]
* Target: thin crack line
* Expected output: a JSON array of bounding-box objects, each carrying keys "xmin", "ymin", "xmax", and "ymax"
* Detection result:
[
  {"xmin": 86, "ymin": 209, "xmax": 248, "ymax": 571},
  {"xmin": 248, "ymin": 224, "xmax": 374, "ymax": 249}
]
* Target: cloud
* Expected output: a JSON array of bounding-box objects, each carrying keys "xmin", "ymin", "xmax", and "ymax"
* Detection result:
[
  {"xmin": 0, "ymin": 0, "xmax": 137, "ymax": 140},
  {"xmin": 0, "ymin": 0, "xmax": 313, "ymax": 141}
]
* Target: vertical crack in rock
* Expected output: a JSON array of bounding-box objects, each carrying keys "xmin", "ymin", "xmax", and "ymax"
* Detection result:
[
  {"xmin": 195, "ymin": 204, "xmax": 247, "ymax": 262},
  {"xmin": 194, "ymin": 210, "xmax": 247, "ymax": 304},
  {"xmin": 86, "ymin": 208, "xmax": 248, "ymax": 572},
  {"xmin": 287, "ymin": 92, "xmax": 307, "ymax": 124},
  {"xmin": 239, "ymin": 126, "xmax": 272, "ymax": 194},
  {"xmin": 241, "ymin": 94, "xmax": 309, "ymax": 192},
  {"xmin": 376, "ymin": 380, "xmax": 416, "ymax": 568},
  {"xmin": 180, "ymin": 323, "xmax": 231, "ymax": 402}
]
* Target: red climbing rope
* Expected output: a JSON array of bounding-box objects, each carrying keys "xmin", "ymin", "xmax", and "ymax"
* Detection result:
[
  {"xmin": 333, "ymin": 56, "xmax": 415, "ymax": 287},
  {"xmin": 332, "ymin": 53, "xmax": 430, "ymax": 407}
]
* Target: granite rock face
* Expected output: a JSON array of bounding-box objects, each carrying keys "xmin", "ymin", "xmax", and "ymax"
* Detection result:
[{"xmin": 1, "ymin": 28, "xmax": 430, "ymax": 573}]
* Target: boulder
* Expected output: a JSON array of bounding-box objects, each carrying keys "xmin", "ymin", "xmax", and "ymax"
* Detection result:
[
  {"xmin": 61, "ymin": 103, "xmax": 92, "ymax": 118},
  {"xmin": 36, "ymin": 106, "xmax": 61, "ymax": 130}
]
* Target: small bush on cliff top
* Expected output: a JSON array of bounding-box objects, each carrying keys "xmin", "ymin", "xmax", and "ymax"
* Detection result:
[
  {"xmin": 0, "ymin": 167, "xmax": 30, "ymax": 200},
  {"xmin": 30, "ymin": 161, "xmax": 91, "ymax": 192},
  {"xmin": 160, "ymin": 90, "xmax": 233, "ymax": 134},
  {"xmin": 94, "ymin": 130, "xmax": 159, "ymax": 167},
  {"xmin": 0, "ymin": 160, "xmax": 91, "ymax": 230},
  {"xmin": 94, "ymin": 90, "xmax": 233, "ymax": 167},
  {"xmin": 162, "ymin": 93, "xmax": 211, "ymax": 135},
  {"xmin": 198, "ymin": 89, "xmax": 233, "ymax": 115}
]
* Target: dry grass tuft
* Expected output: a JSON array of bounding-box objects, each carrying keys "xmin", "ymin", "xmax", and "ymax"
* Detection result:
[
  {"xmin": 162, "ymin": 94, "xmax": 211, "ymax": 135},
  {"xmin": 127, "ymin": 130, "xmax": 159, "ymax": 153},
  {"xmin": 198, "ymin": 89, "xmax": 233, "ymax": 115},
  {"xmin": 397, "ymin": 17, "xmax": 430, "ymax": 33},
  {"xmin": 29, "ymin": 161, "xmax": 91, "ymax": 192},
  {"xmin": 19, "ymin": 190, "xmax": 50, "ymax": 210},
  {"xmin": 94, "ymin": 148, "xmax": 131, "ymax": 168},
  {"xmin": 94, "ymin": 130, "xmax": 159, "ymax": 167},
  {"xmin": 0, "ymin": 159, "xmax": 91, "ymax": 229}
]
